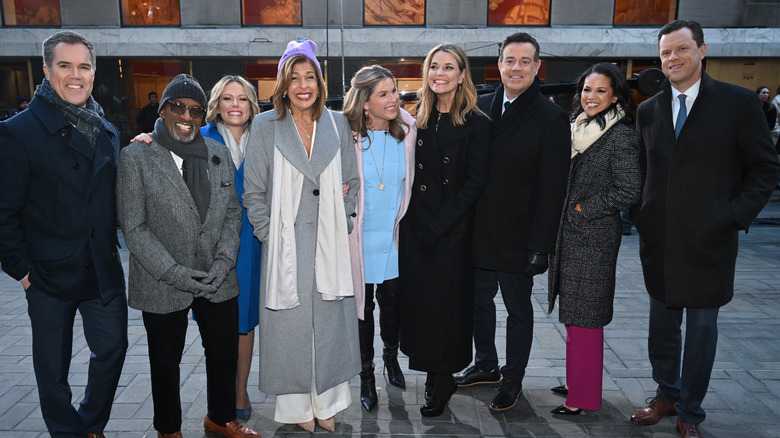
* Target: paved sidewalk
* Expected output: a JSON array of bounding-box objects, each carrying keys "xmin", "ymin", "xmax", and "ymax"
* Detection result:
[{"xmin": 2, "ymin": 198, "xmax": 780, "ymax": 437}]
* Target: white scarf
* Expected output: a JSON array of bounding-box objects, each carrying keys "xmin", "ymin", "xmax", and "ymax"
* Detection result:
[
  {"xmin": 264, "ymin": 124, "xmax": 353, "ymax": 310},
  {"xmin": 571, "ymin": 105, "xmax": 625, "ymax": 158},
  {"xmin": 216, "ymin": 122, "xmax": 250, "ymax": 169}
]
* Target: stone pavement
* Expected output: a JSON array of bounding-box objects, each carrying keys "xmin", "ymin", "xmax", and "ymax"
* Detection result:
[{"xmin": 2, "ymin": 197, "xmax": 780, "ymax": 437}]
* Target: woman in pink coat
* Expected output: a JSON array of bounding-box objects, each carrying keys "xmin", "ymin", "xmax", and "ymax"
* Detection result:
[{"xmin": 343, "ymin": 65, "xmax": 416, "ymax": 411}]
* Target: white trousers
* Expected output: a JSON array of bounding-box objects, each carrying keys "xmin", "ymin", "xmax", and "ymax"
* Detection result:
[{"xmin": 273, "ymin": 340, "xmax": 352, "ymax": 423}]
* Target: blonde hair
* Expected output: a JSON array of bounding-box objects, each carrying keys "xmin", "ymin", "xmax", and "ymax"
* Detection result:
[
  {"xmin": 343, "ymin": 65, "xmax": 407, "ymax": 144},
  {"xmin": 272, "ymin": 55, "xmax": 327, "ymax": 121},
  {"xmin": 416, "ymin": 43, "xmax": 483, "ymax": 129},
  {"xmin": 205, "ymin": 75, "xmax": 261, "ymax": 125}
]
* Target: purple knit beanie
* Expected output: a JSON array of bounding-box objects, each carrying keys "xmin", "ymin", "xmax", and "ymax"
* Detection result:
[{"xmin": 278, "ymin": 39, "xmax": 322, "ymax": 76}]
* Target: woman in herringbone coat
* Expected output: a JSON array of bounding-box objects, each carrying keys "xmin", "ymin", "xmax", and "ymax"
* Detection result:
[{"xmin": 547, "ymin": 62, "xmax": 641, "ymax": 415}]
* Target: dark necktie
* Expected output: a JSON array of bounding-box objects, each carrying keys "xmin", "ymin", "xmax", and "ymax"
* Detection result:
[
  {"xmin": 675, "ymin": 94, "xmax": 687, "ymax": 138},
  {"xmin": 504, "ymin": 101, "xmax": 511, "ymax": 115}
]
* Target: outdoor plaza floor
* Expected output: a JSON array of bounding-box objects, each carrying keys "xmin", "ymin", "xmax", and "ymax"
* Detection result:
[{"xmin": 1, "ymin": 198, "xmax": 780, "ymax": 437}]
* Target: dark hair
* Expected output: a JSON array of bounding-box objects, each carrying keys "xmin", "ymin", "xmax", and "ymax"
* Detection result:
[
  {"xmin": 571, "ymin": 62, "xmax": 634, "ymax": 129},
  {"xmin": 776, "ymin": 84, "xmax": 780, "ymax": 95},
  {"xmin": 756, "ymin": 86, "xmax": 771, "ymax": 110},
  {"xmin": 499, "ymin": 32, "xmax": 540, "ymax": 61},
  {"xmin": 42, "ymin": 31, "xmax": 96, "ymax": 70},
  {"xmin": 148, "ymin": 91, "xmax": 158, "ymax": 98},
  {"xmin": 658, "ymin": 20, "xmax": 705, "ymax": 47}
]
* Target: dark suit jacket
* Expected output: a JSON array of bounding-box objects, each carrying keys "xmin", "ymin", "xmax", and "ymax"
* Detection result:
[
  {"xmin": 0, "ymin": 97, "xmax": 125, "ymax": 302},
  {"xmin": 472, "ymin": 79, "xmax": 571, "ymax": 272},
  {"xmin": 634, "ymin": 73, "xmax": 780, "ymax": 308}
]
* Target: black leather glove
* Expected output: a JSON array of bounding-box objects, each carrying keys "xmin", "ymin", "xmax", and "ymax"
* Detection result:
[
  {"xmin": 522, "ymin": 251, "xmax": 549, "ymax": 278},
  {"xmin": 160, "ymin": 265, "xmax": 217, "ymax": 295}
]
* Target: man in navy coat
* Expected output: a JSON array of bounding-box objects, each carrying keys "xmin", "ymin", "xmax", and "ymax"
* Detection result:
[
  {"xmin": 0, "ymin": 31, "xmax": 127, "ymax": 438},
  {"xmin": 630, "ymin": 20, "xmax": 779, "ymax": 438}
]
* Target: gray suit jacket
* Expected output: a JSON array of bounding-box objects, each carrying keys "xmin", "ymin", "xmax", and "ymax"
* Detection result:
[{"xmin": 117, "ymin": 137, "xmax": 242, "ymax": 314}]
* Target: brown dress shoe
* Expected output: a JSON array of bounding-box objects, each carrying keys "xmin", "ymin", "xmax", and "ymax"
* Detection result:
[
  {"xmin": 630, "ymin": 397, "xmax": 677, "ymax": 424},
  {"xmin": 87, "ymin": 434, "xmax": 106, "ymax": 438},
  {"xmin": 677, "ymin": 418, "xmax": 702, "ymax": 438},
  {"xmin": 204, "ymin": 415, "xmax": 260, "ymax": 438},
  {"xmin": 157, "ymin": 432, "xmax": 183, "ymax": 438}
]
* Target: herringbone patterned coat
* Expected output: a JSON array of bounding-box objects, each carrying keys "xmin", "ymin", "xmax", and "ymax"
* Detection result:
[{"xmin": 547, "ymin": 122, "xmax": 640, "ymax": 328}]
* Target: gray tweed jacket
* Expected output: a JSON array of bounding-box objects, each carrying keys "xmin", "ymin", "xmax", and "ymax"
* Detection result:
[{"xmin": 117, "ymin": 137, "xmax": 241, "ymax": 314}]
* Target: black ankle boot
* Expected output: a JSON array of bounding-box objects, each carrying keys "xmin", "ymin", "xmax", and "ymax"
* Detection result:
[
  {"xmin": 382, "ymin": 344, "xmax": 406, "ymax": 389},
  {"xmin": 420, "ymin": 373, "xmax": 456, "ymax": 417},
  {"xmin": 360, "ymin": 366, "xmax": 378, "ymax": 411}
]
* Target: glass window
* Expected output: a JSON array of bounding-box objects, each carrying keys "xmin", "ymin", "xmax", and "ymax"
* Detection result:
[
  {"xmin": 121, "ymin": 0, "xmax": 181, "ymax": 26},
  {"xmin": 488, "ymin": 0, "xmax": 549, "ymax": 26},
  {"xmin": 614, "ymin": 0, "xmax": 675, "ymax": 26},
  {"xmin": 364, "ymin": 0, "xmax": 425, "ymax": 26},
  {"xmin": 243, "ymin": 0, "xmax": 302, "ymax": 25},
  {"xmin": 2, "ymin": 0, "xmax": 61, "ymax": 26}
]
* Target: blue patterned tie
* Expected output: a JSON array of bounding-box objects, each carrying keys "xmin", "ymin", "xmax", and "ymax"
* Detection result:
[{"xmin": 675, "ymin": 94, "xmax": 687, "ymax": 138}]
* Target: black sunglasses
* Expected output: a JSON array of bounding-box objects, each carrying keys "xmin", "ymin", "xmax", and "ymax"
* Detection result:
[{"xmin": 167, "ymin": 100, "xmax": 205, "ymax": 119}]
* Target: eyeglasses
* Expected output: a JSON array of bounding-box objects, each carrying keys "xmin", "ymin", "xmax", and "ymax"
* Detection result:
[{"xmin": 166, "ymin": 100, "xmax": 205, "ymax": 119}]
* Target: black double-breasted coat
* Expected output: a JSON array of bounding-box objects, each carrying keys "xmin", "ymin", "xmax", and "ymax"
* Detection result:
[
  {"xmin": 633, "ymin": 74, "xmax": 780, "ymax": 308},
  {"xmin": 471, "ymin": 80, "xmax": 570, "ymax": 271},
  {"xmin": 399, "ymin": 107, "xmax": 491, "ymax": 374}
]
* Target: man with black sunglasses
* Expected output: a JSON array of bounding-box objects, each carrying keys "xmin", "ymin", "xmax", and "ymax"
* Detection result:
[{"xmin": 116, "ymin": 74, "xmax": 259, "ymax": 438}]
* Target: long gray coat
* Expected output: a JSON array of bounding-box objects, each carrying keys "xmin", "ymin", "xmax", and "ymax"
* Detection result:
[
  {"xmin": 242, "ymin": 108, "xmax": 361, "ymax": 395},
  {"xmin": 117, "ymin": 138, "xmax": 242, "ymax": 313},
  {"xmin": 547, "ymin": 122, "xmax": 640, "ymax": 328}
]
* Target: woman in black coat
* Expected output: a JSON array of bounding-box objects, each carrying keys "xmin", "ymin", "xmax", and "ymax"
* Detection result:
[
  {"xmin": 757, "ymin": 86, "xmax": 777, "ymax": 131},
  {"xmin": 547, "ymin": 63, "xmax": 641, "ymax": 415},
  {"xmin": 399, "ymin": 43, "xmax": 490, "ymax": 417}
]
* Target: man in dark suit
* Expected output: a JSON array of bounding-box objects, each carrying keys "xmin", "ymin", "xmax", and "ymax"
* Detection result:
[
  {"xmin": 454, "ymin": 32, "xmax": 570, "ymax": 411},
  {"xmin": 630, "ymin": 20, "xmax": 779, "ymax": 438},
  {"xmin": 0, "ymin": 31, "xmax": 127, "ymax": 438},
  {"xmin": 136, "ymin": 91, "xmax": 159, "ymax": 132}
]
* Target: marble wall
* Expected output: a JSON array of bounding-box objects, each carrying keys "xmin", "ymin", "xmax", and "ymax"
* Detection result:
[{"xmin": 0, "ymin": 0, "xmax": 778, "ymax": 59}]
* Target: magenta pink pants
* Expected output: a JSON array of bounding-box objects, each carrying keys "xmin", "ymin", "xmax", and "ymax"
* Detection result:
[{"xmin": 565, "ymin": 324, "xmax": 604, "ymax": 410}]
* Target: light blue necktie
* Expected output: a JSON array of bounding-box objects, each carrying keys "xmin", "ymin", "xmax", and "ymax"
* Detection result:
[{"xmin": 675, "ymin": 94, "xmax": 687, "ymax": 138}]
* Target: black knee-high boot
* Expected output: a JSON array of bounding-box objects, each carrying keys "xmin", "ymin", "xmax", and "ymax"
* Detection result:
[
  {"xmin": 359, "ymin": 286, "xmax": 378, "ymax": 411},
  {"xmin": 377, "ymin": 278, "xmax": 405, "ymax": 389}
]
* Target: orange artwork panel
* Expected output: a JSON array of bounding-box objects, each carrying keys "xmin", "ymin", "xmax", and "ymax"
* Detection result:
[
  {"xmin": 243, "ymin": 0, "xmax": 302, "ymax": 25},
  {"xmin": 364, "ymin": 0, "xmax": 425, "ymax": 26},
  {"xmin": 488, "ymin": 0, "xmax": 549, "ymax": 26},
  {"xmin": 614, "ymin": 0, "xmax": 676, "ymax": 26}
]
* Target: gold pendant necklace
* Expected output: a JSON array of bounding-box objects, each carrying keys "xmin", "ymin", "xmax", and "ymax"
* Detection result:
[{"xmin": 368, "ymin": 130, "xmax": 388, "ymax": 190}]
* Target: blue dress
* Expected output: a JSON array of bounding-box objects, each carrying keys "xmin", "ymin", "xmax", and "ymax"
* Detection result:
[
  {"xmin": 202, "ymin": 122, "xmax": 261, "ymax": 333},
  {"xmin": 362, "ymin": 130, "xmax": 405, "ymax": 283}
]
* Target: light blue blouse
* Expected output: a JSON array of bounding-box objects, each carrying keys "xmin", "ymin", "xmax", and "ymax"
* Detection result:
[{"xmin": 362, "ymin": 130, "xmax": 406, "ymax": 283}]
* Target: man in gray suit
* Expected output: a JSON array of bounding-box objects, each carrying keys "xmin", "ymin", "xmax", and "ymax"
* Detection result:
[{"xmin": 117, "ymin": 74, "xmax": 258, "ymax": 438}]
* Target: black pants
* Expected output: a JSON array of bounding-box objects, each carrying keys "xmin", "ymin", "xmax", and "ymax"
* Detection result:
[
  {"xmin": 142, "ymin": 297, "xmax": 238, "ymax": 434},
  {"xmin": 472, "ymin": 268, "xmax": 533, "ymax": 381},
  {"xmin": 359, "ymin": 277, "xmax": 401, "ymax": 364}
]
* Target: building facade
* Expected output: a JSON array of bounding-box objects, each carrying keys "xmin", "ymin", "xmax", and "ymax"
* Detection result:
[{"xmin": 1, "ymin": 0, "xmax": 779, "ymax": 144}]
